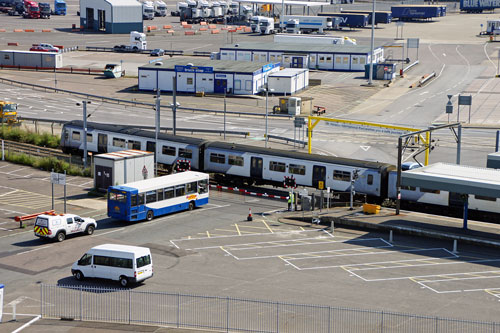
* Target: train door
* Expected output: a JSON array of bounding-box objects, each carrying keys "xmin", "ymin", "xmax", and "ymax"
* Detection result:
[
  {"xmin": 250, "ymin": 157, "xmax": 263, "ymax": 179},
  {"xmin": 97, "ymin": 133, "xmax": 107, "ymax": 153},
  {"xmin": 312, "ymin": 165, "xmax": 326, "ymax": 188},
  {"xmin": 146, "ymin": 141, "xmax": 156, "ymax": 161}
]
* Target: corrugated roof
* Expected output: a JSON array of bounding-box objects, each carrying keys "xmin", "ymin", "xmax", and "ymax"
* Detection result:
[
  {"xmin": 268, "ymin": 68, "xmax": 307, "ymax": 77},
  {"xmin": 96, "ymin": 149, "xmax": 153, "ymax": 160},
  {"xmin": 104, "ymin": 0, "xmax": 142, "ymax": 7},
  {"xmin": 139, "ymin": 57, "xmax": 278, "ymax": 73},
  {"xmin": 220, "ymin": 42, "xmax": 379, "ymax": 54},
  {"xmin": 402, "ymin": 162, "xmax": 500, "ymax": 197}
]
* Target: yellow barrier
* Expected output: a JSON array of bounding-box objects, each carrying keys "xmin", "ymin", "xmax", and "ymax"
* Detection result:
[{"xmin": 363, "ymin": 203, "xmax": 380, "ymax": 214}]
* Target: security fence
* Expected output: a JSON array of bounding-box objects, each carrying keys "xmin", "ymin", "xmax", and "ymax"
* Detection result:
[{"xmin": 40, "ymin": 285, "xmax": 499, "ymax": 333}]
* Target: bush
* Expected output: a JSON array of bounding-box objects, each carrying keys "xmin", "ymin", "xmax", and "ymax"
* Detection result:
[
  {"xmin": 2, "ymin": 152, "xmax": 91, "ymax": 177},
  {"xmin": 0, "ymin": 126, "xmax": 60, "ymax": 149}
]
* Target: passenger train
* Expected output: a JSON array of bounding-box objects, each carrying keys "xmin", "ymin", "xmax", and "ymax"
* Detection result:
[{"xmin": 61, "ymin": 121, "xmax": 500, "ymax": 220}]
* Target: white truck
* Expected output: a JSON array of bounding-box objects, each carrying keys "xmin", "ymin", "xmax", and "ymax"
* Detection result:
[
  {"xmin": 154, "ymin": 0, "xmax": 166, "ymax": 16},
  {"xmin": 114, "ymin": 31, "xmax": 147, "ymax": 52},
  {"xmin": 487, "ymin": 20, "xmax": 500, "ymax": 35},
  {"xmin": 34, "ymin": 213, "xmax": 97, "ymax": 242},
  {"xmin": 259, "ymin": 17, "xmax": 276, "ymax": 34},
  {"xmin": 274, "ymin": 33, "xmax": 356, "ymax": 45},
  {"xmin": 283, "ymin": 15, "xmax": 332, "ymax": 34},
  {"xmin": 142, "ymin": 0, "xmax": 154, "ymax": 20},
  {"xmin": 250, "ymin": 16, "xmax": 266, "ymax": 32}
]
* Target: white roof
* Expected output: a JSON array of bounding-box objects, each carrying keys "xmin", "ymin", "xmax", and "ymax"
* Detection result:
[
  {"xmin": 269, "ymin": 68, "xmax": 308, "ymax": 77},
  {"xmin": 95, "ymin": 149, "xmax": 153, "ymax": 161},
  {"xmin": 119, "ymin": 171, "xmax": 208, "ymax": 193},
  {"xmin": 91, "ymin": 244, "xmax": 150, "ymax": 254},
  {"xmin": 104, "ymin": 0, "xmax": 142, "ymax": 7},
  {"xmin": 403, "ymin": 162, "xmax": 500, "ymax": 197},
  {"xmin": 233, "ymin": 0, "xmax": 328, "ymax": 6}
]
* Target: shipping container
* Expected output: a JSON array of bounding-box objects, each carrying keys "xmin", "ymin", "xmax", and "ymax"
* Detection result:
[
  {"xmin": 318, "ymin": 12, "xmax": 369, "ymax": 28},
  {"xmin": 340, "ymin": 10, "xmax": 392, "ymax": 24},
  {"xmin": 460, "ymin": 0, "xmax": 500, "ymax": 13},
  {"xmin": 0, "ymin": 50, "xmax": 62, "ymax": 68}
]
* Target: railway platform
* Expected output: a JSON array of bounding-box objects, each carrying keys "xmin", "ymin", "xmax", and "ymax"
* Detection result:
[{"xmin": 279, "ymin": 207, "xmax": 500, "ymax": 249}]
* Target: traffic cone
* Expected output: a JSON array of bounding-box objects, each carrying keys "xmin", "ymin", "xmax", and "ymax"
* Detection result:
[{"xmin": 247, "ymin": 208, "xmax": 253, "ymax": 221}]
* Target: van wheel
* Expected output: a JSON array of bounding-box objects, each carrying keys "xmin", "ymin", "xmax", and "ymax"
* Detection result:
[
  {"xmin": 119, "ymin": 276, "xmax": 129, "ymax": 287},
  {"xmin": 74, "ymin": 270, "xmax": 84, "ymax": 281},
  {"xmin": 146, "ymin": 210, "xmax": 154, "ymax": 221},
  {"xmin": 85, "ymin": 225, "xmax": 95, "ymax": 235},
  {"xmin": 188, "ymin": 201, "xmax": 195, "ymax": 211},
  {"xmin": 56, "ymin": 232, "xmax": 65, "ymax": 242}
]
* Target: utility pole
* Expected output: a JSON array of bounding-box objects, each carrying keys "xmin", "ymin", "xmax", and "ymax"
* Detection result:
[
  {"xmin": 82, "ymin": 101, "xmax": 89, "ymax": 169},
  {"xmin": 224, "ymin": 88, "xmax": 227, "ymax": 140},
  {"xmin": 155, "ymin": 88, "xmax": 161, "ymax": 176},
  {"xmin": 368, "ymin": 0, "xmax": 376, "ymax": 85},
  {"xmin": 172, "ymin": 76, "xmax": 177, "ymax": 136}
]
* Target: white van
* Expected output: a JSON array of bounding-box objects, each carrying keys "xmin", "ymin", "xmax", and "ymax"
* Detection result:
[{"xmin": 71, "ymin": 244, "xmax": 153, "ymax": 287}]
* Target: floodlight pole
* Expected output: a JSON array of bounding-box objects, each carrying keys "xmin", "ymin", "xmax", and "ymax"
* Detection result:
[
  {"xmin": 368, "ymin": 0, "xmax": 376, "ymax": 85},
  {"xmin": 155, "ymin": 89, "xmax": 161, "ymax": 177},
  {"xmin": 396, "ymin": 136, "xmax": 402, "ymax": 215},
  {"xmin": 172, "ymin": 75, "xmax": 177, "ymax": 136},
  {"xmin": 82, "ymin": 101, "xmax": 88, "ymax": 169}
]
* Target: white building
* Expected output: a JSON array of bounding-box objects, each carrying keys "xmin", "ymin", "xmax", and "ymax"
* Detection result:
[
  {"xmin": 138, "ymin": 58, "xmax": 281, "ymax": 95},
  {"xmin": 267, "ymin": 68, "xmax": 308, "ymax": 95},
  {"xmin": 79, "ymin": 0, "xmax": 143, "ymax": 33},
  {"xmin": 219, "ymin": 42, "xmax": 384, "ymax": 72}
]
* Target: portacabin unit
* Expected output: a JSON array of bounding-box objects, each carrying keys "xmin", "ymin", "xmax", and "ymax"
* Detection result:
[
  {"xmin": 138, "ymin": 57, "xmax": 281, "ymax": 95},
  {"xmin": 94, "ymin": 149, "xmax": 154, "ymax": 191},
  {"xmin": 219, "ymin": 42, "xmax": 384, "ymax": 72},
  {"xmin": 267, "ymin": 68, "xmax": 309, "ymax": 95},
  {"xmin": 79, "ymin": 0, "xmax": 143, "ymax": 33}
]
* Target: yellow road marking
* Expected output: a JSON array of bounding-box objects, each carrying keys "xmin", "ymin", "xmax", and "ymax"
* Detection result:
[
  {"xmin": 235, "ymin": 225, "xmax": 269, "ymax": 230},
  {"xmin": 300, "ymin": 227, "xmax": 305, "ymax": 231},
  {"xmin": 409, "ymin": 277, "xmax": 428, "ymax": 282},
  {"xmin": 262, "ymin": 220, "xmax": 274, "ymax": 233},
  {"xmin": 235, "ymin": 223, "xmax": 241, "ymax": 236},
  {"xmin": 206, "ymin": 231, "xmax": 210, "ymax": 238}
]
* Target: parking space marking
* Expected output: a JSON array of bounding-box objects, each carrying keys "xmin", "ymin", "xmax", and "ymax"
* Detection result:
[
  {"xmin": 0, "ymin": 189, "xmax": 59, "ymax": 209},
  {"xmin": 485, "ymin": 289, "xmax": 500, "ymax": 299},
  {"xmin": 262, "ymin": 220, "xmax": 274, "ymax": 233}
]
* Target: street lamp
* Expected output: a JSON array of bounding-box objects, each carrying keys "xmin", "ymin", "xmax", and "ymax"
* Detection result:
[
  {"xmin": 76, "ymin": 100, "xmax": 91, "ymax": 168},
  {"xmin": 260, "ymin": 86, "xmax": 274, "ymax": 148},
  {"xmin": 368, "ymin": 0, "xmax": 376, "ymax": 85},
  {"xmin": 153, "ymin": 89, "xmax": 161, "ymax": 177}
]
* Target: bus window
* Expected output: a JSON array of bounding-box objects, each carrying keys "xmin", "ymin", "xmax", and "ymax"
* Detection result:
[
  {"xmin": 164, "ymin": 187, "xmax": 174, "ymax": 199},
  {"xmin": 131, "ymin": 194, "xmax": 138, "ymax": 207},
  {"xmin": 138, "ymin": 193, "xmax": 145, "ymax": 205},
  {"xmin": 109, "ymin": 192, "xmax": 126, "ymax": 203},
  {"xmin": 146, "ymin": 191, "xmax": 157, "ymax": 203},
  {"xmin": 175, "ymin": 185, "xmax": 185, "ymax": 197},
  {"xmin": 157, "ymin": 189, "xmax": 164, "ymax": 201},
  {"xmin": 198, "ymin": 179, "xmax": 208, "ymax": 194},
  {"xmin": 186, "ymin": 182, "xmax": 197, "ymax": 194}
]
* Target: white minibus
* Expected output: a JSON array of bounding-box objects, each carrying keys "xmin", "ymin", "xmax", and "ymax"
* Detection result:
[{"xmin": 71, "ymin": 244, "xmax": 153, "ymax": 287}]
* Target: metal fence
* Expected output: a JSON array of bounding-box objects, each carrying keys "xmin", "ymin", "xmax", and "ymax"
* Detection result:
[{"xmin": 40, "ymin": 284, "xmax": 500, "ymax": 333}]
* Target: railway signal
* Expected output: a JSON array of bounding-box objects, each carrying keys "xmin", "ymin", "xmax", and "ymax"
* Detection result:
[{"xmin": 284, "ymin": 176, "xmax": 296, "ymax": 189}]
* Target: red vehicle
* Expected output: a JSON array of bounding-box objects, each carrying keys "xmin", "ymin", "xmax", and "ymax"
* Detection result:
[{"xmin": 23, "ymin": 0, "xmax": 39, "ymax": 18}]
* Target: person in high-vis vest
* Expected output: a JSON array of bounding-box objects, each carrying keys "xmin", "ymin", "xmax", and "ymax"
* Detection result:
[{"xmin": 288, "ymin": 192, "xmax": 294, "ymax": 211}]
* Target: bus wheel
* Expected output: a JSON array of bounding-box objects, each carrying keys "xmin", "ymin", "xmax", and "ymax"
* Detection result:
[
  {"xmin": 189, "ymin": 201, "xmax": 195, "ymax": 211},
  {"xmin": 146, "ymin": 210, "xmax": 154, "ymax": 221}
]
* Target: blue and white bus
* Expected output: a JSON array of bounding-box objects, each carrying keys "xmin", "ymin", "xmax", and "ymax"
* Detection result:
[{"xmin": 107, "ymin": 171, "xmax": 209, "ymax": 222}]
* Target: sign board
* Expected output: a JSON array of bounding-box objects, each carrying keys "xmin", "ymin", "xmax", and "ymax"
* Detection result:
[
  {"xmin": 262, "ymin": 63, "xmax": 275, "ymax": 73},
  {"xmin": 458, "ymin": 95, "xmax": 472, "ymax": 106},
  {"xmin": 318, "ymin": 181, "xmax": 324, "ymax": 190},
  {"xmin": 174, "ymin": 65, "xmax": 214, "ymax": 73},
  {"xmin": 407, "ymin": 38, "xmax": 419, "ymax": 49},
  {"xmin": 51, "ymin": 172, "xmax": 66, "ymax": 185}
]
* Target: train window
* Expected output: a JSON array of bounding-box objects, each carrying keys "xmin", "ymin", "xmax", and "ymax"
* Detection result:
[
  {"xmin": 113, "ymin": 138, "xmax": 126, "ymax": 148},
  {"xmin": 210, "ymin": 153, "xmax": 226, "ymax": 164},
  {"xmin": 269, "ymin": 161, "xmax": 286, "ymax": 173},
  {"xmin": 333, "ymin": 170, "xmax": 350, "ymax": 182},
  {"xmin": 420, "ymin": 188, "xmax": 440, "ymax": 194},
  {"xmin": 179, "ymin": 148, "xmax": 192, "ymax": 159},
  {"xmin": 87, "ymin": 133, "xmax": 93, "ymax": 143},
  {"xmin": 228, "ymin": 155, "xmax": 244, "ymax": 167},
  {"xmin": 162, "ymin": 145, "xmax": 176, "ymax": 156},
  {"xmin": 289, "ymin": 164, "xmax": 305, "ymax": 175},
  {"xmin": 72, "ymin": 131, "xmax": 81, "ymax": 141},
  {"xmin": 474, "ymin": 195, "xmax": 496, "ymax": 202},
  {"xmin": 402, "ymin": 186, "xmax": 416, "ymax": 191},
  {"xmin": 367, "ymin": 174, "xmax": 373, "ymax": 185},
  {"xmin": 128, "ymin": 140, "xmax": 141, "ymax": 150}
]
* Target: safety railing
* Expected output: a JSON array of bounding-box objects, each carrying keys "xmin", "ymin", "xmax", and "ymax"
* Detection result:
[
  {"xmin": 40, "ymin": 284, "xmax": 500, "ymax": 333},
  {"xmin": 84, "ymin": 46, "xmax": 183, "ymax": 56}
]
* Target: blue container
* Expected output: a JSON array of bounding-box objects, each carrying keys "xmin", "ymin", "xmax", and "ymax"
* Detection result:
[
  {"xmin": 318, "ymin": 13, "xmax": 369, "ymax": 27},
  {"xmin": 459, "ymin": 0, "xmax": 497, "ymax": 13},
  {"xmin": 340, "ymin": 10, "xmax": 392, "ymax": 24},
  {"xmin": 391, "ymin": 5, "xmax": 440, "ymax": 19}
]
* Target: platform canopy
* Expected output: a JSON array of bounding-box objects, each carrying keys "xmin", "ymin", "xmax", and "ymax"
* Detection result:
[
  {"xmin": 402, "ymin": 162, "xmax": 500, "ymax": 198},
  {"xmin": 232, "ymin": 0, "xmax": 329, "ymax": 7}
]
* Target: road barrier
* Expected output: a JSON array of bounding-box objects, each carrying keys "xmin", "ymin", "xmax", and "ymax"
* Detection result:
[
  {"xmin": 15, "ymin": 210, "xmax": 55, "ymax": 227},
  {"xmin": 211, "ymin": 29, "xmax": 220, "ymax": 34},
  {"xmin": 7, "ymin": 42, "xmax": 19, "ymax": 46},
  {"xmin": 0, "ymin": 29, "xmax": 6, "ymax": 32},
  {"xmin": 40, "ymin": 284, "xmax": 500, "ymax": 332},
  {"xmin": 184, "ymin": 30, "xmax": 195, "ymax": 35},
  {"xmin": 418, "ymin": 72, "xmax": 436, "ymax": 87}
]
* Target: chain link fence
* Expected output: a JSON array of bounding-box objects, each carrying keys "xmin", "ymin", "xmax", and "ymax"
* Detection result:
[{"xmin": 40, "ymin": 284, "xmax": 500, "ymax": 332}]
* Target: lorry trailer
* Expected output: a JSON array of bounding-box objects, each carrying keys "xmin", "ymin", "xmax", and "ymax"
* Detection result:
[
  {"xmin": 460, "ymin": 0, "xmax": 500, "ymax": 12},
  {"xmin": 391, "ymin": 5, "xmax": 445, "ymax": 20},
  {"xmin": 318, "ymin": 12, "xmax": 369, "ymax": 28},
  {"xmin": 340, "ymin": 9, "xmax": 392, "ymax": 24},
  {"xmin": 274, "ymin": 33, "xmax": 356, "ymax": 45},
  {"xmin": 283, "ymin": 15, "xmax": 332, "ymax": 34}
]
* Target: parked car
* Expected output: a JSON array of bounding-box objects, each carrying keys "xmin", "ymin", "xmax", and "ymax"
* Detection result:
[
  {"xmin": 34, "ymin": 213, "xmax": 97, "ymax": 242},
  {"xmin": 150, "ymin": 48, "xmax": 165, "ymax": 56},
  {"xmin": 30, "ymin": 43, "xmax": 59, "ymax": 52}
]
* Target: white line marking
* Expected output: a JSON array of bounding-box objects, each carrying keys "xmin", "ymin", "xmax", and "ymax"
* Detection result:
[
  {"xmin": 17, "ymin": 245, "xmax": 53, "ymax": 255},
  {"xmin": 92, "ymin": 228, "xmax": 125, "ymax": 237},
  {"xmin": 0, "ymin": 190, "xmax": 19, "ymax": 197},
  {"xmin": 12, "ymin": 315, "xmax": 41, "ymax": 333}
]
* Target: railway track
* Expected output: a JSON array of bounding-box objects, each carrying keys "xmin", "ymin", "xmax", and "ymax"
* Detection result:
[{"xmin": 1, "ymin": 139, "xmax": 83, "ymax": 166}]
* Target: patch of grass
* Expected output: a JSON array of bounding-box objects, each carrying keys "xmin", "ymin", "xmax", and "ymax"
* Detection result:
[
  {"xmin": 2, "ymin": 152, "xmax": 91, "ymax": 177},
  {"xmin": 0, "ymin": 127, "xmax": 60, "ymax": 149}
]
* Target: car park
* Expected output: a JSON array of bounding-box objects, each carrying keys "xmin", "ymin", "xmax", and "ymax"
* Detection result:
[
  {"xmin": 34, "ymin": 213, "xmax": 97, "ymax": 242},
  {"xmin": 150, "ymin": 48, "xmax": 165, "ymax": 56}
]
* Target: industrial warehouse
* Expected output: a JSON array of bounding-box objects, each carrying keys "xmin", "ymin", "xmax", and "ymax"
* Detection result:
[
  {"xmin": 79, "ymin": 0, "xmax": 143, "ymax": 33},
  {"xmin": 218, "ymin": 42, "xmax": 384, "ymax": 71},
  {"xmin": 138, "ymin": 58, "xmax": 308, "ymax": 95}
]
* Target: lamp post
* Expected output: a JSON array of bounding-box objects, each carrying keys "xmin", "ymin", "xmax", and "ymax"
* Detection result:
[
  {"xmin": 172, "ymin": 75, "xmax": 177, "ymax": 135},
  {"xmin": 368, "ymin": 0, "xmax": 376, "ymax": 85},
  {"xmin": 260, "ymin": 86, "xmax": 274, "ymax": 148},
  {"xmin": 154, "ymin": 89, "xmax": 161, "ymax": 177},
  {"xmin": 76, "ymin": 100, "xmax": 91, "ymax": 168}
]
